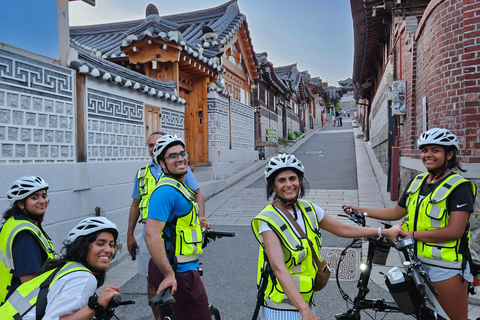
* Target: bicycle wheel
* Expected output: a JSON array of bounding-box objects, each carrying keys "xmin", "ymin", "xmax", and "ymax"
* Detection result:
[{"xmin": 209, "ymin": 305, "xmax": 221, "ymax": 320}]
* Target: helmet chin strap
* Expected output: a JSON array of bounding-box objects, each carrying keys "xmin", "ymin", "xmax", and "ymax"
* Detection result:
[
  {"xmin": 275, "ymin": 195, "xmax": 298, "ymax": 220},
  {"xmin": 20, "ymin": 208, "xmax": 44, "ymax": 223},
  {"xmin": 428, "ymin": 152, "xmax": 451, "ymax": 181}
]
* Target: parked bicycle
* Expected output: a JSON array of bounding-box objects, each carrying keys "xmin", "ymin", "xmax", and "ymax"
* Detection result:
[
  {"xmin": 334, "ymin": 206, "xmax": 449, "ymax": 320},
  {"xmin": 149, "ymin": 229, "xmax": 235, "ymax": 320}
]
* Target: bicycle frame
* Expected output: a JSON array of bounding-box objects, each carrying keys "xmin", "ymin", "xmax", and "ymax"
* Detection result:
[{"xmin": 335, "ymin": 207, "xmax": 448, "ymax": 320}]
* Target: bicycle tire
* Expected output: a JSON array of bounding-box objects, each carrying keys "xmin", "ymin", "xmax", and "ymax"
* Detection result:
[{"xmin": 209, "ymin": 305, "xmax": 221, "ymax": 320}]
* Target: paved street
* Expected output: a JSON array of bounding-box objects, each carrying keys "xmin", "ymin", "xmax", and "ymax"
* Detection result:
[{"xmin": 107, "ymin": 119, "xmax": 480, "ymax": 320}]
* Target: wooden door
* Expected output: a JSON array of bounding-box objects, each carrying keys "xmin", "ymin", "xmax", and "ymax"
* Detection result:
[{"xmin": 145, "ymin": 104, "xmax": 161, "ymax": 144}]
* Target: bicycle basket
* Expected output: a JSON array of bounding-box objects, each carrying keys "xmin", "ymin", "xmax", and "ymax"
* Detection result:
[
  {"xmin": 372, "ymin": 238, "xmax": 390, "ymax": 265},
  {"xmin": 385, "ymin": 274, "xmax": 419, "ymax": 315}
]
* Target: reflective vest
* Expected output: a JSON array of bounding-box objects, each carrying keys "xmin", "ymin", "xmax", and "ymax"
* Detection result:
[
  {"xmin": 0, "ymin": 262, "xmax": 90, "ymax": 319},
  {"xmin": 251, "ymin": 200, "xmax": 321, "ymax": 310},
  {"xmin": 0, "ymin": 217, "xmax": 57, "ymax": 305},
  {"xmin": 137, "ymin": 164, "xmax": 160, "ymax": 223},
  {"xmin": 402, "ymin": 173, "xmax": 477, "ymax": 269},
  {"xmin": 153, "ymin": 174, "xmax": 202, "ymax": 266}
]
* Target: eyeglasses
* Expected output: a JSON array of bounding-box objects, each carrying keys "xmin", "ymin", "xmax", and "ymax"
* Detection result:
[{"xmin": 165, "ymin": 151, "xmax": 189, "ymax": 160}]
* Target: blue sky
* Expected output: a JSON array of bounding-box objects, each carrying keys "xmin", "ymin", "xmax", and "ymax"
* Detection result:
[{"xmin": 69, "ymin": 0, "xmax": 353, "ymax": 86}]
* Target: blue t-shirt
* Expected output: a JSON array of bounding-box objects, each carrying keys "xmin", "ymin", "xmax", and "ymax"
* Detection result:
[
  {"xmin": 147, "ymin": 179, "xmax": 199, "ymax": 272},
  {"xmin": 131, "ymin": 162, "xmax": 199, "ymax": 199}
]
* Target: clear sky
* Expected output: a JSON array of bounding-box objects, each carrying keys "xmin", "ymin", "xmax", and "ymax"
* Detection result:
[{"xmin": 69, "ymin": 0, "xmax": 354, "ymax": 86}]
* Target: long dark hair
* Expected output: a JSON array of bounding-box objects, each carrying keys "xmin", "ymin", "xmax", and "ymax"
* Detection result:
[
  {"xmin": 43, "ymin": 231, "xmax": 115, "ymax": 287},
  {"xmin": 445, "ymin": 146, "xmax": 466, "ymax": 173},
  {"xmin": 266, "ymin": 168, "xmax": 309, "ymax": 200},
  {"xmin": 2, "ymin": 206, "xmax": 22, "ymax": 221}
]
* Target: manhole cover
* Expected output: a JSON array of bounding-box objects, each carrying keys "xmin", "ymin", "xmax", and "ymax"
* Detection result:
[{"xmin": 320, "ymin": 247, "xmax": 361, "ymax": 281}]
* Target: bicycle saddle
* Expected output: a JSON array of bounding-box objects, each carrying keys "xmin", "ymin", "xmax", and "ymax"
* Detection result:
[{"xmin": 149, "ymin": 287, "xmax": 176, "ymax": 306}]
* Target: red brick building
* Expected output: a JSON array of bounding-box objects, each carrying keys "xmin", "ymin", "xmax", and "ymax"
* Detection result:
[{"xmin": 351, "ymin": 0, "xmax": 479, "ymax": 246}]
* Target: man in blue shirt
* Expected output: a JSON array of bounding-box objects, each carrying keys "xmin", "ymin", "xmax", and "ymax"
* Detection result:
[
  {"xmin": 127, "ymin": 131, "xmax": 208, "ymax": 320},
  {"xmin": 145, "ymin": 135, "xmax": 211, "ymax": 320}
]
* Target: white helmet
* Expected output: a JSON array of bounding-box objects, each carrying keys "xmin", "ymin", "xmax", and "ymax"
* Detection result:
[
  {"xmin": 66, "ymin": 217, "xmax": 119, "ymax": 244},
  {"xmin": 152, "ymin": 135, "xmax": 185, "ymax": 165},
  {"xmin": 7, "ymin": 176, "xmax": 49, "ymax": 207},
  {"xmin": 418, "ymin": 128, "xmax": 459, "ymax": 150},
  {"xmin": 265, "ymin": 154, "xmax": 305, "ymax": 180}
]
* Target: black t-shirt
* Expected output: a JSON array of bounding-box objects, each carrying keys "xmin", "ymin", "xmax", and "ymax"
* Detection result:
[{"xmin": 398, "ymin": 173, "xmax": 475, "ymax": 213}]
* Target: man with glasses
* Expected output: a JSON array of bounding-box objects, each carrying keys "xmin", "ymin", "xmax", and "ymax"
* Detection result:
[
  {"xmin": 145, "ymin": 135, "xmax": 211, "ymax": 320},
  {"xmin": 127, "ymin": 131, "xmax": 208, "ymax": 320}
]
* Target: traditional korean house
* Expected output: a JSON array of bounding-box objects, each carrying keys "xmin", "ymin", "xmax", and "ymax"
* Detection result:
[
  {"xmin": 253, "ymin": 52, "xmax": 290, "ymax": 146},
  {"xmin": 300, "ymin": 71, "xmax": 326, "ymax": 131},
  {"xmin": 70, "ymin": 0, "xmax": 258, "ymax": 175}
]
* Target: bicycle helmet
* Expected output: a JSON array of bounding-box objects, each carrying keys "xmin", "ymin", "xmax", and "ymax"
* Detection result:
[
  {"xmin": 66, "ymin": 217, "xmax": 119, "ymax": 244},
  {"xmin": 265, "ymin": 154, "xmax": 305, "ymax": 180},
  {"xmin": 7, "ymin": 176, "xmax": 49, "ymax": 207},
  {"xmin": 152, "ymin": 135, "xmax": 185, "ymax": 166},
  {"xmin": 418, "ymin": 128, "xmax": 459, "ymax": 150}
]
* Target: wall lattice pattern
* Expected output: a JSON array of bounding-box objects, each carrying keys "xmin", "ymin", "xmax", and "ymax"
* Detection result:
[{"xmin": 0, "ymin": 49, "xmax": 75, "ymax": 163}]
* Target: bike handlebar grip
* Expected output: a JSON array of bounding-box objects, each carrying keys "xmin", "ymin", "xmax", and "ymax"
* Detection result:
[
  {"xmin": 106, "ymin": 294, "xmax": 122, "ymax": 309},
  {"xmin": 149, "ymin": 287, "xmax": 176, "ymax": 306},
  {"xmin": 411, "ymin": 268, "xmax": 426, "ymax": 291},
  {"xmin": 211, "ymin": 230, "xmax": 235, "ymax": 237}
]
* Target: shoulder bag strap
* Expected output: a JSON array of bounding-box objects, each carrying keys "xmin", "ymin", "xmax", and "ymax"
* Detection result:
[
  {"xmin": 272, "ymin": 200, "xmax": 323, "ymax": 269},
  {"xmin": 36, "ymin": 266, "xmax": 62, "ymax": 320}
]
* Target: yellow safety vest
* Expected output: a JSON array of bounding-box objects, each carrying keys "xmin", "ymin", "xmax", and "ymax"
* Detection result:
[
  {"xmin": 0, "ymin": 217, "xmax": 57, "ymax": 305},
  {"xmin": 0, "ymin": 262, "xmax": 90, "ymax": 319},
  {"xmin": 153, "ymin": 174, "xmax": 202, "ymax": 266},
  {"xmin": 251, "ymin": 200, "xmax": 321, "ymax": 310},
  {"xmin": 402, "ymin": 173, "xmax": 477, "ymax": 269},
  {"xmin": 137, "ymin": 164, "xmax": 160, "ymax": 223}
]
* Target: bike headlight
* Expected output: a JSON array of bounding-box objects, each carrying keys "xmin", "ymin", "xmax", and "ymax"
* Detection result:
[{"xmin": 359, "ymin": 261, "xmax": 367, "ymax": 271}]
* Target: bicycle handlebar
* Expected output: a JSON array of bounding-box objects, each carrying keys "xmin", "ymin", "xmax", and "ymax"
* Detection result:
[
  {"xmin": 149, "ymin": 287, "xmax": 176, "ymax": 306},
  {"xmin": 106, "ymin": 294, "xmax": 135, "ymax": 309},
  {"xmin": 204, "ymin": 230, "xmax": 236, "ymax": 238}
]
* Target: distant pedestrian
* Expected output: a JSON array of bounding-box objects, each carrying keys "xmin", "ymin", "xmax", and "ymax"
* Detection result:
[
  {"xmin": 347, "ymin": 108, "xmax": 350, "ymax": 118},
  {"xmin": 338, "ymin": 109, "xmax": 343, "ymax": 126}
]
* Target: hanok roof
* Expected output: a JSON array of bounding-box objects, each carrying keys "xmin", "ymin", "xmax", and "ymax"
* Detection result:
[
  {"xmin": 255, "ymin": 52, "xmax": 289, "ymax": 96},
  {"xmin": 350, "ymin": 0, "xmax": 430, "ymax": 99},
  {"xmin": 300, "ymin": 71, "xmax": 324, "ymax": 95},
  {"xmin": 275, "ymin": 63, "xmax": 301, "ymax": 91},
  {"xmin": 68, "ymin": 43, "xmax": 183, "ymax": 104},
  {"xmin": 70, "ymin": 0, "xmax": 254, "ymax": 75}
]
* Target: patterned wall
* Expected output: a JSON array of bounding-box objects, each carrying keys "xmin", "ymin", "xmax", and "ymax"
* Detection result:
[
  {"xmin": 230, "ymin": 99, "xmax": 254, "ymax": 150},
  {"xmin": 207, "ymin": 97, "xmax": 229, "ymax": 149},
  {"xmin": 87, "ymin": 88, "xmax": 147, "ymax": 161},
  {"xmin": 161, "ymin": 109, "xmax": 185, "ymax": 139},
  {"xmin": 0, "ymin": 48, "xmax": 75, "ymax": 163}
]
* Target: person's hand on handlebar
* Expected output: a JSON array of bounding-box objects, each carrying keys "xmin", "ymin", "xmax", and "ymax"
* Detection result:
[
  {"xmin": 199, "ymin": 217, "xmax": 211, "ymax": 230},
  {"xmin": 97, "ymin": 285, "xmax": 121, "ymax": 308},
  {"xmin": 343, "ymin": 205, "xmax": 361, "ymax": 216},
  {"xmin": 381, "ymin": 225, "xmax": 405, "ymax": 243},
  {"xmin": 157, "ymin": 273, "xmax": 177, "ymax": 295}
]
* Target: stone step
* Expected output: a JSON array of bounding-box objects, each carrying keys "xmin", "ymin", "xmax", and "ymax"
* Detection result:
[{"xmin": 199, "ymin": 179, "xmax": 227, "ymax": 199}]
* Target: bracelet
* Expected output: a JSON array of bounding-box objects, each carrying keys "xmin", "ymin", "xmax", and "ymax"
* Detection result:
[
  {"xmin": 412, "ymin": 231, "xmax": 415, "ymax": 240},
  {"xmin": 378, "ymin": 227, "xmax": 382, "ymax": 237},
  {"xmin": 363, "ymin": 212, "xmax": 369, "ymax": 217},
  {"xmin": 88, "ymin": 295, "xmax": 104, "ymax": 318}
]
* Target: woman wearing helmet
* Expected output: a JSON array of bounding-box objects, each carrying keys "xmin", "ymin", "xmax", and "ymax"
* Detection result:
[
  {"xmin": 0, "ymin": 176, "xmax": 57, "ymax": 305},
  {"xmin": 252, "ymin": 154, "xmax": 403, "ymax": 320},
  {"xmin": 1, "ymin": 217, "xmax": 121, "ymax": 319},
  {"xmin": 344, "ymin": 128, "xmax": 476, "ymax": 320}
]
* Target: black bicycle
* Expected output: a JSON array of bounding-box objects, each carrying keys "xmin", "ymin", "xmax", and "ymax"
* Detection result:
[
  {"xmin": 334, "ymin": 207, "xmax": 449, "ymax": 320},
  {"xmin": 99, "ymin": 294, "xmax": 135, "ymax": 320},
  {"xmin": 149, "ymin": 229, "xmax": 235, "ymax": 320}
]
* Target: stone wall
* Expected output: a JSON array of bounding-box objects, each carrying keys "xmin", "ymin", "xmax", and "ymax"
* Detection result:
[
  {"xmin": 0, "ymin": 48, "xmax": 75, "ymax": 163},
  {"xmin": 230, "ymin": 99, "xmax": 254, "ymax": 150},
  {"xmin": 207, "ymin": 94, "xmax": 229, "ymax": 149}
]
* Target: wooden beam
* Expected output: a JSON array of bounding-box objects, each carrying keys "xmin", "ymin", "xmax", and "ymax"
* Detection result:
[{"xmin": 76, "ymin": 73, "xmax": 86, "ymax": 162}]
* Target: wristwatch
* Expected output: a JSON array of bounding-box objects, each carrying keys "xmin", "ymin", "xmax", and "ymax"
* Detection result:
[{"xmin": 88, "ymin": 295, "xmax": 104, "ymax": 318}]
